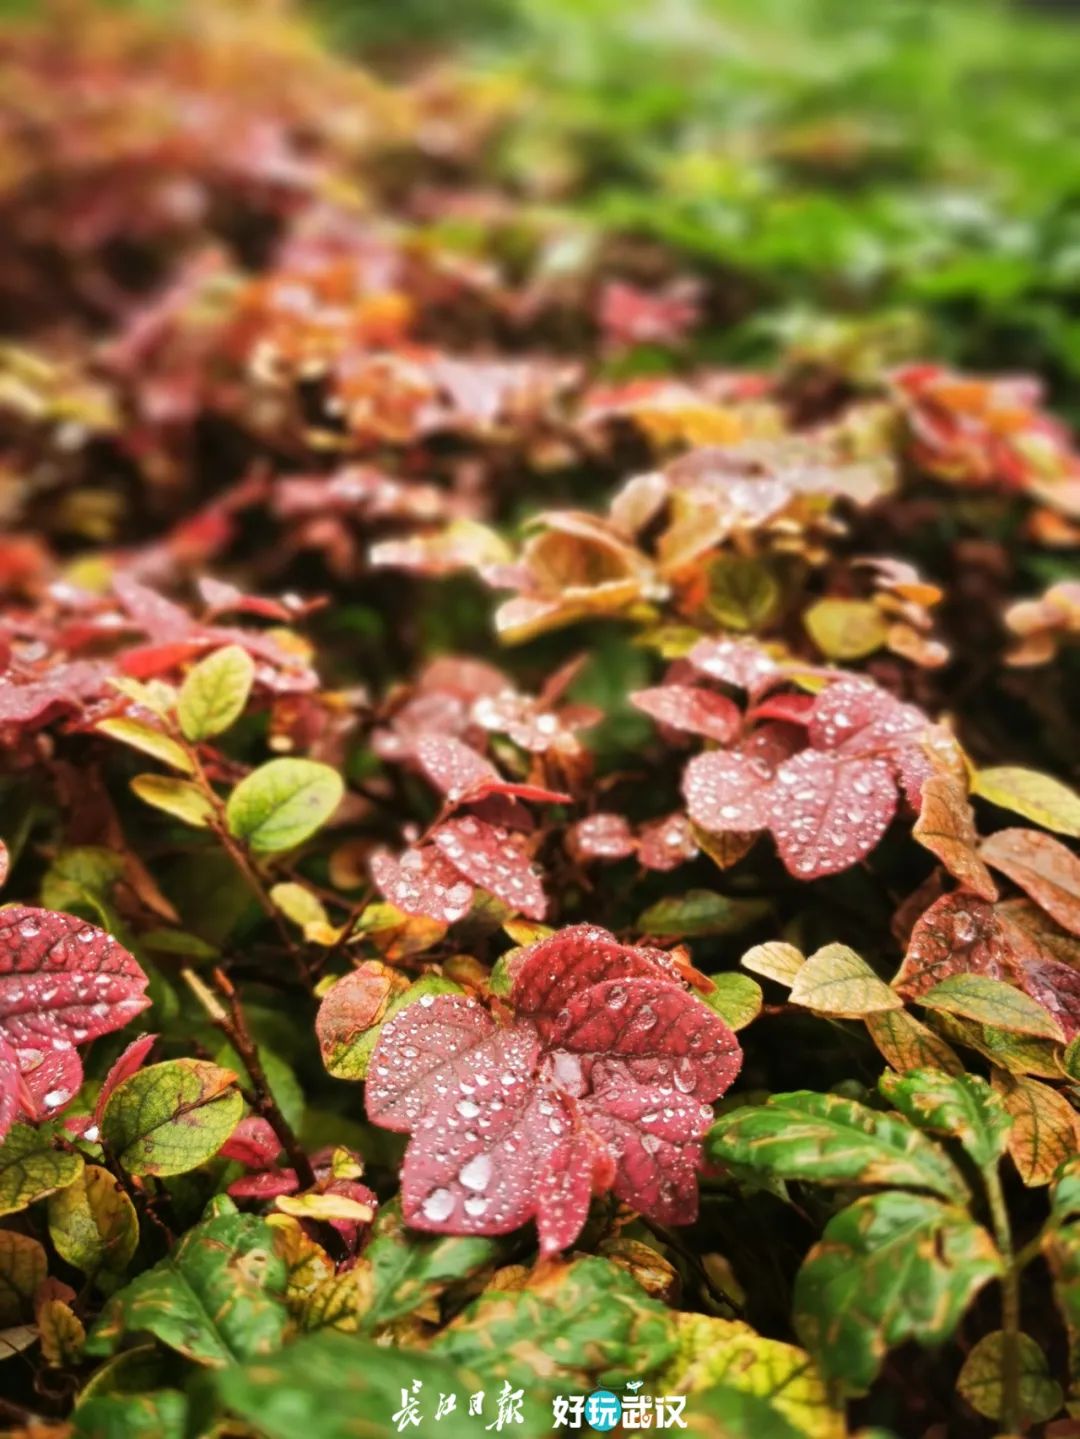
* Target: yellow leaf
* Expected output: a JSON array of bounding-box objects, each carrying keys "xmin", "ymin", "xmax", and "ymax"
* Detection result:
[
  {"xmin": 131, "ymin": 774, "xmax": 215, "ymax": 829},
  {"xmin": 972, "ymin": 767, "xmax": 1080, "ymax": 839},
  {"xmin": 96, "ymin": 717, "xmax": 193, "ymax": 775},
  {"xmin": 741, "ymin": 941, "xmax": 805, "ymax": 988},
  {"xmin": 865, "ymin": 1007, "xmax": 964, "ymax": 1076},
  {"xmin": 993, "ymin": 1072, "xmax": 1080, "ymax": 1186},
  {"xmin": 790, "ymin": 943, "xmax": 902, "ymax": 1017},
  {"xmin": 804, "ymin": 598, "xmax": 887, "ymax": 661}
]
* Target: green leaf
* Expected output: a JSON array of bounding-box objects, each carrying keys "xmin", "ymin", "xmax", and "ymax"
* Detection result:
[
  {"xmin": 919, "ymin": 974, "xmax": 1065, "ymax": 1040},
  {"xmin": 957, "ymin": 1330, "xmax": 1063, "ymax": 1424},
  {"xmin": 879, "ymin": 1068, "xmax": 1012, "ymax": 1169},
  {"xmin": 130, "ymin": 773, "xmax": 215, "ymax": 828},
  {"xmin": 702, "ymin": 972, "xmax": 762, "ymax": 1031},
  {"xmin": 96, "ymin": 717, "xmax": 193, "ymax": 775},
  {"xmin": 680, "ymin": 1385, "xmax": 809, "ymax": 1439},
  {"xmin": 88, "ymin": 1210, "xmax": 289, "ymax": 1367},
  {"xmin": 360, "ymin": 1209, "xmax": 502, "ymax": 1333},
  {"xmin": 0, "ymin": 1122, "xmax": 83, "ymax": 1217},
  {"xmin": 432, "ymin": 1256, "xmax": 678, "ymax": 1394},
  {"xmin": 0, "ymin": 1231, "xmax": 46, "ymax": 1325},
  {"xmin": 789, "ymin": 944, "xmax": 902, "ymax": 1017},
  {"xmin": 636, "ymin": 889, "xmax": 769, "ymax": 939},
  {"xmin": 708, "ymin": 1091, "xmax": 967, "ymax": 1201},
  {"xmin": 73, "ymin": 1391, "xmax": 189, "ymax": 1439},
  {"xmin": 705, "ymin": 555, "xmax": 779, "ymax": 630},
  {"xmin": 47, "ymin": 1163, "xmax": 139, "ymax": 1278},
  {"xmin": 215, "ymin": 1333, "xmax": 487, "ymax": 1439},
  {"xmin": 178, "ymin": 645, "xmax": 256, "ymax": 741},
  {"xmin": 101, "ymin": 1059, "xmax": 243, "ymax": 1177},
  {"xmin": 41, "ymin": 846, "xmax": 125, "ymax": 912},
  {"xmin": 972, "ymin": 767, "xmax": 1080, "ymax": 838},
  {"xmin": 226, "ymin": 759, "xmax": 344, "ymax": 853},
  {"xmin": 794, "ymin": 1191, "xmax": 1002, "ymax": 1390}
]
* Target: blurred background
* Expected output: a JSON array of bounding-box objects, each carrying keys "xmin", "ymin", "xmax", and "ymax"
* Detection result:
[{"xmin": 3, "ymin": 0, "xmax": 1080, "ymax": 406}]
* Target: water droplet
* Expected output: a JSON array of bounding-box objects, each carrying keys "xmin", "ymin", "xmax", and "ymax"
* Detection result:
[
  {"xmin": 459, "ymin": 1154, "xmax": 492, "ymax": 1192},
  {"xmin": 422, "ymin": 1188, "xmax": 455, "ymax": 1222}
]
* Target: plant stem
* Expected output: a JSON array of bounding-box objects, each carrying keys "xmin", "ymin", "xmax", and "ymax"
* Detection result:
[
  {"xmin": 202, "ymin": 966, "xmax": 317, "ymax": 1191},
  {"xmin": 984, "ymin": 1163, "xmax": 1023, "ymax": 1434}
]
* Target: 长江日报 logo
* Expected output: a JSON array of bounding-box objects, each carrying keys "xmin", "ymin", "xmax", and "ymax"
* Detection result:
[{"xmin": 389, "ymin": 1377, "xmax": 688, "ymax": 1431}]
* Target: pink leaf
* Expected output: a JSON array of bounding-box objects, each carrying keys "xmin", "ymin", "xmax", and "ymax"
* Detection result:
[
  {"xmin": 366, "ymin": 994, "xmax": 538, "ymax": 1133},
  {"xmin": 19, "ymin": 1048, "xmax": 84, "ymax": 1121},
  {"xmin": 809, "ymin": 676, "xmax": 926, "ymax": 755},
  {"xmin": 0, "ymin": 1036, "xmax": 20, "ymax": 1141},
  {"xmin": 432, "ymin": 817, "xmax": 547, "ymax": 920},
  {"xmin": 687, "ymin": 637, "xmax": 779, "ymax": 691},
  {"xmin": 228, "ymin": 1170, "xmax": 300, "ymax": 1200},
  {"xmin": 414, "ymin": 734, "xmax": 569, "ymax": 805},
  {"xmin": 630, "ymin": 685, "xmax": 741, "ymax": 743},
  {"xmin": 638, "ymin": 814, "xmax": 699, "ymax": 871},
  {"xmin": 221, "ymin": 1115, "xmax": 283, "ymax": 1167},
  {"xmin": 370, "ymin": 847, "xmax": 475, "ymax": 924},
  {"xmin": 682, "ymin": 749, "xmax": 774, "ymax": 834},
  {"xmin": 766, "ymin": 751, "xmax": 897, "ymax": 879},
  {"xmin": 0, "ymin": 906, "xmax": 150, "ymax": 1056},
  {"xmin": 510, "ymin": 925, "xmax": 678, "ymax": 1027},
  {"xmin": 568, "ymin": 814, "xmax": 637, "ymax": 862}
]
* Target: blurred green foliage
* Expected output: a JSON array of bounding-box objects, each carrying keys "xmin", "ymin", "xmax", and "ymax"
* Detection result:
[{"xmin": 319, "ymin": 0, "xmax": 1080, "ymax": 394}]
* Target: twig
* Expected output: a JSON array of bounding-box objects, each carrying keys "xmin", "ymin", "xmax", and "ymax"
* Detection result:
[{"xmin": 188, "ymin": 966, "xmax": 317, "ymax": 1191}]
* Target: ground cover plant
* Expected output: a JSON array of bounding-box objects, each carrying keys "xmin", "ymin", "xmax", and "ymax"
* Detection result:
[{"xmin": 0, "ymin": 1, "xmax": 1079, "ymax": 1435}]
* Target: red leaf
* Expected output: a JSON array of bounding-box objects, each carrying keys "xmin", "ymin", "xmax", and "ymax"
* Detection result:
[
  {"xmin": 766, "ymin": 751, "xmax": 898, "ymax": 879},
  {"xmin": 893, "ymin": 893, "xmax": 1023, "ymax": 997},
  {"xmin": 370, "ymin": 847, "xmax": 475, "ymax": 923},
  {"xmin": 809, "ymin": 676, "xmax": 926, "ymax": 755},
  {"xmin": 630, "ymin": 685, "xmax": 741, "ymax": 743},
  {"xmin": 638, "ymin": 814, "xmax": 699, "ymax": 871},
  {"xmin": 367, "ymin": 925, "xmax": 741, "ymax": 1254},
  {"xmin": 568, "ymin": 814, "xmax": 637, "ymax": 862},
  {"xmin": 0, "ymin": 1037, "xmax": 19, "ymax": 1139},
  {"xmin": 228, "ymin": 1169, "xmax": 300, "ymax": 1200},
  {"xmin": 980, "ymin": 829, "xmax": 1080, "ymax": 937},
  {"xmin": 0, "ymin": 907, "xmax": 149, "ymax": 1140},
  {"xmin": 431, "ymin": 817, "xmax": 547, "ymax": 920},
  {"xmin": 415, "ymin": 734, "xmax": 569, "ymax": 806},
  {"xmin": 315, "ymin": 966, "xmax": 397, "ymax": 1068},
  {"xmin": 687, "ymin": 637, "xmax": 779, "ymax": 691},
  {"xmin": 510, "ymin": 925, "xmax": 679, "ymax": 1028},
  {"xmin": 221, "ymin": 1116, "xmax": 283, "ymax": 1168},
  {"xmin": 682, "ymin": 749, "xmax": 774, "ymax": 834},
  {"xmin": 93, "ymin": 1033, "xmax": 158, "ymax": 1128},
  {"xmin": 0, "ymin": 906, "xmax": 150, "ymax": 1058}
]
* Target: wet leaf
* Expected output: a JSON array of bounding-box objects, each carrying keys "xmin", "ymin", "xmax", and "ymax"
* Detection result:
[
  {"xmin": 227, "ymin": 759, "xmax": 344, "ymax": 853},
  {"xmin": 370, "ymin": 846, "xmax": 475, "ymax": 924},
  {"xmin": 708, "ymin": 1091, "xmax": 967, "ymax": 1201},
  {"xmin": 789, "ymin": 944, "xmax": 901, "ymax": 1017},
  {"xmin": 630, "ymin": 685, "xmax": 741, "ymax": 743},
  {"xmin": 432, "ymin": 1255, "xmax": 678, "ymax": 1394},
  {"xmin": 316, "ymin": 963, "xmax": 401, "ymax": 1080},
  {"xmin": 88, "ymin": 1210, "xmax": 289, "ymax": 1367},
  {"xmin": 431, "ymin": 817, "xmax": 546, "ymax": 920},
  {"xmin": 767, "ymin": 751, "xmax": 897, "ymax": 880},
  {"xmin": 101, "ymin": 1059, "xmax": 243, "ymax": 1176},
  {"xmin": 794, "ymin": 1190, "xmax": 1001, "ymax": 1389},
  {"xmin": 177, "ymin": 645, "xmax": 255, "ymax": 741}
]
